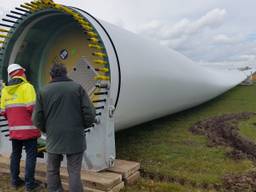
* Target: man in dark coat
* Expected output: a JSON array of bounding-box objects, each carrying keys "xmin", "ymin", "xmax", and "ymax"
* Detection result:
[{"xmin": 33, "ymin": 63, "xmax": 95, "ymax": 192}]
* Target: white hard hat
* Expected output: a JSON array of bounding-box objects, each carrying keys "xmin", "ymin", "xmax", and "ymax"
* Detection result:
[{"xmin": 7, "ymin": 64, "xmax": 25, "ymax": 75}]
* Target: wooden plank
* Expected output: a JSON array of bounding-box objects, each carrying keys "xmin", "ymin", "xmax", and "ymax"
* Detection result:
[
  {"xmin": 20, "ymin": 172, "xmax": 47, "ymax": 188},
  {"xmin": 85, "ymin": 182, "xmax": 124, "ymax": 192},
  {"xmin": 97, "ymin": 172, "xmax": 123, "ymax": 183},
  {"xmin": 62, "ymin": 181, "xmax": 124, "ymax": 192},
  {"xmin": 84, "ymin": 187, "xmax": 106, "ymax": 192},
  {"xmin": 33, "ymin": 166, "xmax": 121, "ymax": 191},
  {"xmin": 108, "ymin": 182, "xmax": 124, "ymax": 192},
  {"xmin": 0, "ymin": 155, "xmax": 10, "ymax": 169},
  {"xmin": 0, "ymin": 156, "xmax": 47, "ymax": 178},
  {"xmin": 0, "ymin": 156, "xmax": 123, "ymax": 191},
  {"xmin": 0, "ymin": 167, "xmax": 124, "ymax": 192},
  {"xmin": 107, "ymin": 160, "xmax": 140, "ymax": 179},
  {"xmin": 0, "ymin": 167, "xmax": 9, "ymax": 174},
  {"xmin": 80, "ymin": 171, "xmax": 122, "ymax": 191},
  {"xmin": 58, "ymin": 168, "xmax": 122, "ymax": 191},
  {"xmin": 124, "ymin": 171, "xmax": 140, "ymax": 185}
]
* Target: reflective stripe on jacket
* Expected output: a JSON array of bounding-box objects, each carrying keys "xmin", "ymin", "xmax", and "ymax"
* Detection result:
[{"xmin": 0, "ymin": 76, "xmax": 41, "ymax": 140}]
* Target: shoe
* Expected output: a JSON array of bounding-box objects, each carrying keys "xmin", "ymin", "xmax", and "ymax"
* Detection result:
[
  {"xmin": 25, "ymin": 182, "xmax": 42, "ymax": 192},
  {"xmin": 11, "ymin": 178, "xmax": 25, "ymax": 189}
]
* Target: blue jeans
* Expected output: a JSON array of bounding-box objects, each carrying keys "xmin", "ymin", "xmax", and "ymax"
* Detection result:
[{"xmin": 11, "ymin": 139, "xmax": 37, "ymax": 189}]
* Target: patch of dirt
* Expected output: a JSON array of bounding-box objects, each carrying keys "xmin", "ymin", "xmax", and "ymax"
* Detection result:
[
  {"xmin": 226, "ymin": 149, "xmax": 249, "ymax": 160},
  {"xmin": 190, "ymin": 112, "xmax": 256, "ymax": 160},
  {"xmin": 190, "ymin": 112, "xmax": 256, "ymax": 191},
  {"xmin": 223, "ymin": 171, "xmax": 256, "ymax": 192}
]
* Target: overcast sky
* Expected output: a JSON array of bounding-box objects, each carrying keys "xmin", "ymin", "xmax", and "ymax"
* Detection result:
[{"xmin": 1, "ymin": 0, "xmax": 256, "ymax": 66}]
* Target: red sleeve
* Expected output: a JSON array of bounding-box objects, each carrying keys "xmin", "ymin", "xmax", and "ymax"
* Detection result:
[
  {"xmin": 0, "ymin": 111, "xmax": 7, "ymax": 119},
  {"xmin": 26, "ymin": 105, "xmax": 34, "ymax": 115}
]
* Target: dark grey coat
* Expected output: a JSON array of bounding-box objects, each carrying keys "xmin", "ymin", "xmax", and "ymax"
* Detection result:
[{"xmin": 32, "ymin": 77, "xmax": 95, "ymax": 154}]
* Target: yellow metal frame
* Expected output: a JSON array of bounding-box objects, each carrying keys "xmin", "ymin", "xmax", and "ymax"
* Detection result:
[{"xmin": 7, "ymin": 0, "xmax": 111, "ymax": 98}]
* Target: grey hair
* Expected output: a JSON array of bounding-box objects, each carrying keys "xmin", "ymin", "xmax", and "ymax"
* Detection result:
[{"xmin": 50, "ymin": 63, "xmax": 67, "ymax": 78}]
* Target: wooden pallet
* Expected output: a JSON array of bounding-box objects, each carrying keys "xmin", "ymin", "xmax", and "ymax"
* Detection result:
[
  {"xmin": 0, "ymin": 155, "xmax": 140, "ymax": 191},
  {"xmin": 107, "ymin": 160, "xmax": 140, "ymax": 185}
]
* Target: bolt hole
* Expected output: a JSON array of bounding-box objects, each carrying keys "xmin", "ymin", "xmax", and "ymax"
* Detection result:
[{"xmin": 73, "ymin": 68, "xmax": 77, "ymax": 71}]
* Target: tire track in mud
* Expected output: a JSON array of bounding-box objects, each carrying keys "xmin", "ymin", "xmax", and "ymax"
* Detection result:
[
  {"xmin": 190, "ymin": 112, "xmax": 256, "ymax": 159},
  {"xmin": 140, "ymin": 112, "xmax": 256, "ymax": 191},
  {"xmin": 190, "ymin": 112, "xmax": 256, "ymax": 192}
]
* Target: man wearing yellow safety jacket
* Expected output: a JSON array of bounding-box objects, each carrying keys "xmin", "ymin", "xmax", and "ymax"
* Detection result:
[{"xmin": 0, "ymin": 64, "xmax": 41, "ymax": 191}]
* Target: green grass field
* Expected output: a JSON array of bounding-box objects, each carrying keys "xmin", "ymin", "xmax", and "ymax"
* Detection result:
[
  {"xmin": 116, "ymin": 84, "xmax": 256, "ymax": 191},
  {"xmin": 239, "ymin": 116, "xmax": 256, "ymax": 143},
  {"xmin": 1, "ymin": 84, "xmax": 256, "ymax": 192}
]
